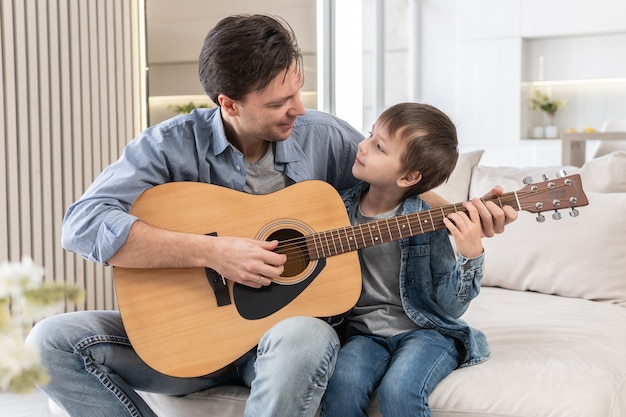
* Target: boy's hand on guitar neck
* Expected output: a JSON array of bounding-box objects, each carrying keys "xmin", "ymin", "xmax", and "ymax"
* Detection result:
[
  {"xmin": 444, "ymin": 202, "xmax": 483, "ymax": 259},
  {"xmin": 472, "ymin": 186, "xmax": 518, "ymax": 237},
  {"xmin": 423, "ymin": 186, "xmax": 518, "ymax": 238}
]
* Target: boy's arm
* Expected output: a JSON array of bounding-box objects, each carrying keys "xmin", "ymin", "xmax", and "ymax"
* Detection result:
[{"xmin": 433, "ymin": 201, "xmax": 485, "ymax": 317}]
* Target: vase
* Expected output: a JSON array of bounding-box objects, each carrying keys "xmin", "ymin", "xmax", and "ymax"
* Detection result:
[
  {"xmin": 544, "ymin": 125, "xmax": 558, "ymax": 138},
  {"xmin": 532, "ymin": 126, "xmax": 544, "ymax": 139}
]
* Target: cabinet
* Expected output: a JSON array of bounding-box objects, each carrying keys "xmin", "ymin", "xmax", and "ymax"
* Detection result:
[
  {"xmin": 454, "ymin": 0, "xmax": 626, "ymax": 159},
  {"xmin": 456, "ymin": 37, "xmax": 522, "ymax": 145},
  {"xmin": 521, "ymin": 33, "xmax": 626, "ymax": 140},
  {"xmin": 520, "ymin": 0, "xmax": 626, "ymax": 38}
]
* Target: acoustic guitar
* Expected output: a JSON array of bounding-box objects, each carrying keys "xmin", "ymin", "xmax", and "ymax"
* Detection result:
[{"xmin": 114, "ymin": 175, "xmax": 588, "ymax": 377}]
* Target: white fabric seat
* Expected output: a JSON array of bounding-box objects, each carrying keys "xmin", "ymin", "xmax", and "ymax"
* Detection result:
[{"xmin": 50, "ymin": 287, "xmax": 626, "ymax": 417}]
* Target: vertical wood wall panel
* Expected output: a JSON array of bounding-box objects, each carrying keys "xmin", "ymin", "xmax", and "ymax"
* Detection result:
[
  {"xmin": 1, "ymin": 0, "xmax": 147, "ymax": 311},
  {"xmin": 36, "ymin": 0, "xmax": 54, "ymax": 286},
  {"xmin": 3, "ymin": 1, "xmax": 20, "ymax": 264},
  {"xmin": 0, "ymin": 1, "xmax": 7, "ymax": 263}
]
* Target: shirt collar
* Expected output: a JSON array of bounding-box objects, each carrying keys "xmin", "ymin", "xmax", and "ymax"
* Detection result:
[{"xmin": 209, "ymin": 108, "xmax": 231, "ymax": 156}]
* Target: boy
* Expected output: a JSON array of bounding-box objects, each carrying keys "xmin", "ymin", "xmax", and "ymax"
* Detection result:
[{"xmin": 321, "ymin": 103, "xmax": 488, "ymax": 417}]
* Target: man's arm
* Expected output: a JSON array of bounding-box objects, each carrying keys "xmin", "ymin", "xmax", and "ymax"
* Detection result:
[{"xmin": 107, "ymin": 221, "xmax": 286, "ymax": 288}]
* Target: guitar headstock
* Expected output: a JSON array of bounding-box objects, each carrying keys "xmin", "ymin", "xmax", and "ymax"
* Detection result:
[{"xmin": 516, "ymin": 173, "xmax": 589, "ymax": 222}]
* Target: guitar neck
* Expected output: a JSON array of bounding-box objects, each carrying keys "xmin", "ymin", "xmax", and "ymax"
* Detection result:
[{"xmin": 290, "ymin": 192, "xmax": 519, "ymax": 261}]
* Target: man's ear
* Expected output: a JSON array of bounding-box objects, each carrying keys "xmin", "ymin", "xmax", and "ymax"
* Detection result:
[
  {"xmin": 397, "ymin": 171, "xmax": 422, "ymax": 188},
  {"xmin": 218, "ymin": 94, "xmax": 239, "ymax": 116}
]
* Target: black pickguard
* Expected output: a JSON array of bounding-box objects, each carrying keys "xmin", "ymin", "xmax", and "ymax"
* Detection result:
[{"xmin": 233, "ymin": 259, "xmax": 327, "ymax": 320}]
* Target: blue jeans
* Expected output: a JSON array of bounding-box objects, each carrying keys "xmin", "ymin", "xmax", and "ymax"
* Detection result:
[
  {"xmin": 321, "ymin": 329, "xmax": 459, "ymax": 417},
  {"xmin": 26, "ymin": 311, "xmax": 339, "ymax": 417}
]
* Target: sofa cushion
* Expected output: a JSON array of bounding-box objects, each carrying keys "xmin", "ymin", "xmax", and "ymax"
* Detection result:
[
  {"xmin": 468, "ymin": 150, "xmax": 626, "ymax": 197},
  {"xmin": 122, "ymin": 288, "xmax": 626, "ymax": 417},
  {"xmin": 468, "ymin": 165, "xmax": 580, "ymax": 198},
  {"xmin": 432, "ymin": 287, "xmax": 626, "ymax": 417},
  {"xmin": 470, "ymin": 162, "xmax": 626, "ymax": 306},
  {"xmin": 578, "ymin": 150, "xmax": 626, "ymax": 192},
  {"xmin": 432, "ymin": 149, "xmax": 484, "ymax": 203}
]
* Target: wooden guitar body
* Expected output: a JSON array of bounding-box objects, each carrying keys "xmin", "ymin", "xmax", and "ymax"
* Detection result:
[{"xmin": 114, "ymin": 181, "xmax": 361, "ymax": 378}]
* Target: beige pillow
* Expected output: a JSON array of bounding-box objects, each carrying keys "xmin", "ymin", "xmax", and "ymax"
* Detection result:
[
  {"xmin": 578, "ymin": 150, "xmax": 626, "ymax": 193},
  {"xmin": 432, "ymin": 150, "xmax": 484, "ymax": 203},
  {"xmin": 469, "ymin": 165, "xmax": 580, "ymax": 197},
  {"xmin": 471, "ymin": 167, "xmax": 626, "ymax": 306}
]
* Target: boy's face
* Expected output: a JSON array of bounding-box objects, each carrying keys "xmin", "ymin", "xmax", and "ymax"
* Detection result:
[
  {"xmin": 352, "ymin": 122, "xmax": 408, "ymax": 189},
  {"xmin": 228, "ymin": 62, "xmax": 306, "ymax": 143}
]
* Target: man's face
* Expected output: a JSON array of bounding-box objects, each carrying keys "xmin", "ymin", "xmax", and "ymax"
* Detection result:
[{"xmin": 234, "ymin": 63, "xmax": 306, "ymax": 142}]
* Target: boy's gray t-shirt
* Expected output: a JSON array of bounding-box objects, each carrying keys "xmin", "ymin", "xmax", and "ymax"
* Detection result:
[{"xmin": 348, "ymin": 205, "xmax": 419, "ymax": 337}]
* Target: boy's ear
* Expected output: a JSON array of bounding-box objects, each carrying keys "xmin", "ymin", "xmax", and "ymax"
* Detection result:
[{"xmin": 397, "ymin": 171, "xmax": 422, "ymax": 188}]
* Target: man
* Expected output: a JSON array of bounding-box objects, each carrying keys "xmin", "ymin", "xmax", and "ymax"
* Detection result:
[{"xmin": 27, "ymin": 14, "xmax": 515, "ymax": 417}]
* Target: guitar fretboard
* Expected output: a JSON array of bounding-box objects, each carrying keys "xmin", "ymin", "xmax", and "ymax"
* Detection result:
[{"xmin": 302, "ymin": 193, "xmax": 519, "ymax": 260}]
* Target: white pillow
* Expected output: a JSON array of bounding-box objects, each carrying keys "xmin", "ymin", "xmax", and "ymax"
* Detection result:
[
  {"xmin": 432, "ymin": 150, "xmax": 484, "ymax": 203},
  {"xmin": 578, "ymin": 150, "xmax": 626, "ymax": 193},
  {"xmin": 469, "ymin": 164, "xmax": 579, "ymax": 197},
  {"xmin": 471, "ymin": 167, "xmax": 626, "ymax": 307},
  {"xmin": 469, "ymin": 150, "xmax": 626, "ymax": 198}
]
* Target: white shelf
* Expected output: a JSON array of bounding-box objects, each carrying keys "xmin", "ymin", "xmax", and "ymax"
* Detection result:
[{"xmin": 520, "ymin": 79, "xmax": 626, "ymax": 140}]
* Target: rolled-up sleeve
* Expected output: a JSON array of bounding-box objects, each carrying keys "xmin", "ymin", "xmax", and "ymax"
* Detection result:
[
  {"xmin": 62, "ymin": 200, "xmax": 138, "ymax": 264},
  {"xmin": 62, "ymin": 120, "xmax": 188, "ymax": 264},
  {"xmin": 61, "ymin": 108, "xmax": 228, "ymax": 264}
]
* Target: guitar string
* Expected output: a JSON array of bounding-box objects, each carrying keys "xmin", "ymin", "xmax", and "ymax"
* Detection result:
[
  {"xmin": 275, "ymin": 187, "xmax": 571, "ymax": 262},
  {"xmin": 269, "ymin": 184, "xmax": 579, "ymax": 266}
]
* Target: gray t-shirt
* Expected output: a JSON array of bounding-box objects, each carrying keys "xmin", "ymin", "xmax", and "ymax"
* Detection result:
[
  {"xmin": 348, "ymin": 203, "xmax": 419, "ymax": 337},
  {"xmin": 244, "ymin": 144, "xmax": 293, "ymax": 194}
]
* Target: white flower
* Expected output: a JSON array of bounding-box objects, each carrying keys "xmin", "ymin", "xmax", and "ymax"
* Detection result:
[
  {"xmin": 0, "ymin": 256, "xmax": 45, "ymax": 298},
  {"xmin": 0, "ymin": 256, "xmax": 82, "ymax": 393},
  {"xmin": 0, "ymin": 330, "xmax": 44, "ymax": 391}
]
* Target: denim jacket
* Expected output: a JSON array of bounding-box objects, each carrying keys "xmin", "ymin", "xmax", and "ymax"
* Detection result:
[{"xmin": 341, "ymin": 182, "xmax": 489, "ymax": 367}]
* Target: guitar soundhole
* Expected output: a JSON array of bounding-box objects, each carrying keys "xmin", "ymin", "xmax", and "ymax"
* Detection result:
[{"xmin": 268, "ymin": 229, "xmax": 310, "ymax": 278}]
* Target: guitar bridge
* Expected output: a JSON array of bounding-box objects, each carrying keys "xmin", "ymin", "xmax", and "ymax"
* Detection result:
[
  {"xmin": 205, "ymin": 267, "xmax": 231, "ymax": 307},
  {"xmin": 204, "ymin": 232, "xmax": 231, "ymax": 307}
]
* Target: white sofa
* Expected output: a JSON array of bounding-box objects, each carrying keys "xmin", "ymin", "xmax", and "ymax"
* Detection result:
[{"xmin": 51, "ymin": 151, "xmax": 626, "ymax": 417}]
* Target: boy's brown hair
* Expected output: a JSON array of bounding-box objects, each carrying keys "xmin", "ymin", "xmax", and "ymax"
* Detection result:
[{"xmin": 377, "ymin": 102, "xmax": 459, "ymax": 198}]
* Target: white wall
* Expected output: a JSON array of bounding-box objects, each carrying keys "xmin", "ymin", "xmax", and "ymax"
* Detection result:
[
  {"xmin": 417, "ymin": 0, "xmax": 457, "ymax": 118},
  {"xmin": 417, "ymin": 0, "xmax": 626, "ymax": 167}
]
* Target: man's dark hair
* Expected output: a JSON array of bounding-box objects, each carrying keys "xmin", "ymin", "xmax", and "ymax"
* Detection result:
[
  {"xmin": 199, "ymin": 14, "xmax": 303, "ymax": 105},
  {"xmin": 377, "ymin": 102, "xmax": 459, "ymax": 198}
]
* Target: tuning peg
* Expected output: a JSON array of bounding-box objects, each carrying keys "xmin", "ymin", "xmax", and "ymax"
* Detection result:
[
  {"xmin": 556, "ymin": 169, "xmax": 567, "ymax": 178},
  {"xmin": 523, "ymin": 176, "xmax": 533, "ymax": 184},
  {"xmin": 570, "ymin": 208, "xmax": 580, "ymax": 217},
  {"xmin": 542, "ymin": 174, "xmax": 549, "ymax": 181},
  {"xmin": 552, "ymin": 211, "xmax": 562, "ymax": 220},
  {"xmin": 536, "ymin": 213, "xmax": 545, "ymax": 223}
]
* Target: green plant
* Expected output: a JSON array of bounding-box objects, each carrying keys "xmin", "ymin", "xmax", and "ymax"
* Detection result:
[
  {"xmin": 168, "ymin": 102, "xmax": 212, "ymax": 114},
  {"xmin": 529, "ymin": 91, "xmax": 566, "ymax": 124}
]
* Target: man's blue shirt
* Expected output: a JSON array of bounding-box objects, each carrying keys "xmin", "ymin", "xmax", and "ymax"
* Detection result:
[{"xmin": 62, "ymin": 108, "xmax": 363, "ymax": 263}]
